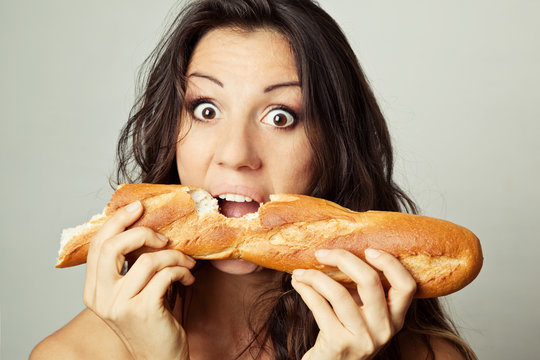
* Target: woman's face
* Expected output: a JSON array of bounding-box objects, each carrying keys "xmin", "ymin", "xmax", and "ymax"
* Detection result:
[{"xmin": 176, "ymin": 27, "xmax": 313, "ymax": 274}]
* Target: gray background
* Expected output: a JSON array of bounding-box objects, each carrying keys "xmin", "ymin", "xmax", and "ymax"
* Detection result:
[{"xmin": 1, "ymin": 0, "xmax": 539, "ymax": 358}]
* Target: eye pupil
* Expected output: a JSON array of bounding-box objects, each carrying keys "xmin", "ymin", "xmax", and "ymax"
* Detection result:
[
  {"xmin": 202, "ymin": 107, "xmax": 216, "ymax": 119},
  {"xmin": 273, "ymin": 114, "xmax": 287, "ymax": 126}
]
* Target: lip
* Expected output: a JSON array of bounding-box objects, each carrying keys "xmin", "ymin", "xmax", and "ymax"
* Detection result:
[{"xmin": 210, "ymin": 184, "xmax": 266, "ymax": 204}]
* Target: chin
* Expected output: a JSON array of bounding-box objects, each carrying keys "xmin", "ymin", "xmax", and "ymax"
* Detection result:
[{"xmin": 210, "ymin": 259, "xmax": 263, "ymax": 275}]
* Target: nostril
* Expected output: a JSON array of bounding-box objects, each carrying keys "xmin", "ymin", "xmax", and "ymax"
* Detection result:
[{"xmin": 213, "ymin": 132, "xmax": 262, "ymax": 171}]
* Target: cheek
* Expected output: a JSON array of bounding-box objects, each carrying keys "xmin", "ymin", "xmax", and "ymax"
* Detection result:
[
  {"xmin": 270, "ymin": 132, "xmax": 314, "ymax": 193},
  {"xmin": 176, "ymin": 131, "xmax": 209, "ymax": 185},
  {"xmin": 292, "ymin": 146, "xmax": 314, "ymax": 191}
]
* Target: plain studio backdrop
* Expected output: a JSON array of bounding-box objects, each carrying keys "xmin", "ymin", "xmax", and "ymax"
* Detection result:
[{"xmin": 1, "ymin": 0, "xmax": 539, "ymax": 358}]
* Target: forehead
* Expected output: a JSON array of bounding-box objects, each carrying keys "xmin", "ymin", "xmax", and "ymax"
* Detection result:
[{"xmin": 186, "ymin": 26, "xmax": 298, "ymax": 83}]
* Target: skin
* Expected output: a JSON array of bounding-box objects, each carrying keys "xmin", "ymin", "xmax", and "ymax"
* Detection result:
[
  {"xmin": 30, "ymin": 27, "xmax": 465, "ymax": 360},
  {"xmin": 176, "ymin": 26, "xmax": 312, "ymax": 276}
]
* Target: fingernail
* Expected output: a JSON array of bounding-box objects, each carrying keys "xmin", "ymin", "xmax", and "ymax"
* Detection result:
[
  {"xmin": 293, "ymin": 269, "xmax": 305, "ymax": 277},
  {"xmin": 157, "ymin": 233, "xmax": 168, "ymax": 242},
  {"xmin": 125, "ymin": 201, "xmax": 141, "ymax": 212},
  {"xmin": 315, "ymin": 249, "xmax": 330, "ymax": 258},
  {"xmin": 365, "ymin": 248, "xmax": 381, "ymax": 258},
  {"xmin": 185, "ymin": 254, "xmax": 196, "ymax": 263}
]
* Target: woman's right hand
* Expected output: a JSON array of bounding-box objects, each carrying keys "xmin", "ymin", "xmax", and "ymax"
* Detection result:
[{"xmin": 83, "ymin": 200, "xmax": 195, "ymax": 360}]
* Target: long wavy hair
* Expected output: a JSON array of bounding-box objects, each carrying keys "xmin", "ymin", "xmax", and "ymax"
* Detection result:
[{"xmin": 115, "ymin": 0, "xmax": 477, "ymax": 359}]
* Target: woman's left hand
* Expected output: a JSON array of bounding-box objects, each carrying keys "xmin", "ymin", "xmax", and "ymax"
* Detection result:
[{"xmin": 291, "ymin": 248, "xmax": 417, "ymax": 360}]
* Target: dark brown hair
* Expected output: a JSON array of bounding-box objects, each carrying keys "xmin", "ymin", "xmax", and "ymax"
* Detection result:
[{"xmin": 115, "ymin": 0, "xmax": 477, "ymax": 359}]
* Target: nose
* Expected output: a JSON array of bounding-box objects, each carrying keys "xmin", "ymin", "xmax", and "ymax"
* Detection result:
[{"xmin": 213, "ymin": 120, "xmax": 262, "ymax": 171}]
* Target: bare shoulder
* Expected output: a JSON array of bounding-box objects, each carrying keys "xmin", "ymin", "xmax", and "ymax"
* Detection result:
[
  {"xmin": 398, "ymin": 330, "xmax": 468, "ymax": 360},
  {"xmin": 30, "ymin": 308, "xmax": 130, "ymax": 360}
]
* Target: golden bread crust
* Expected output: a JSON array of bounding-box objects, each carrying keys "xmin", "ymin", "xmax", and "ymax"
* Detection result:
[{"xmin": 56, "ymin": 184, "xmax": 483, "ymax": 298}]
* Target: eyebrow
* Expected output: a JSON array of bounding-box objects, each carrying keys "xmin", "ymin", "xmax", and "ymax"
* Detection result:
[
  {"xmin": 188, "ymin": 73, "xmax": 224, "ymax": 87},
  {"xmin": 264, "ymin": 81, "xmax": 301, "ymax": 93},
  {"xmin": 187, "ymin": 72, "xmax": 301, "ymax": 93}
]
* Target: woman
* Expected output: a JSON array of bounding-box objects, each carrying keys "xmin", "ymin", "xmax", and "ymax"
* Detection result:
[{"xmin": 31, "ymin": 0, "xmax": 477, "ymax": 359}]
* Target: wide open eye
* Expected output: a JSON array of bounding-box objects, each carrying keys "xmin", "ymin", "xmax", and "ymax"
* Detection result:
[
  {"xmin": 261, "ymin": 108, "xmax": 297, "ymax": 128},
  {"xmin": 192, "ymin": 102, "xmax": 221, "ymax": 121}
]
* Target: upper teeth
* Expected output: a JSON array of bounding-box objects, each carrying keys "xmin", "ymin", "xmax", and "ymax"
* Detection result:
[{"xmin": 218, "ymin": 193, "xmax": 253, "ymax": 202}]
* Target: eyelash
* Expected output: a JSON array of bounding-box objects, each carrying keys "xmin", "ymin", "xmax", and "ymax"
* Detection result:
[
  {"xmin": 184, "ymin": 97, "xmax": 300, "ymax": 129},
  {"xmin": 269, "ymin": 105, "xmax": 299, "ymax": 130},
  {"xmin": 186, "ymin": 97, "xmax": 216, "ymax": 119}
]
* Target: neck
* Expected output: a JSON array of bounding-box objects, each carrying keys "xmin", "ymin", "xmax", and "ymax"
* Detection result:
[{"xmin": 184, "ymin": 262, "xmax": 281, "ymax": 337}]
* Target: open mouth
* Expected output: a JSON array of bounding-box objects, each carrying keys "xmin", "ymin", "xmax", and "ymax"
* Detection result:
[
  {"xmin": 217, "ymin": 193, "xmax": 261, "ymax": 218},
  {"xmin": 187, "ymin": 188, "xmax": 262, "ymax": 219}
]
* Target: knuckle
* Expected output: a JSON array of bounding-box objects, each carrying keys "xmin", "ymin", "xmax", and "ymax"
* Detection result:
[
  {"xmin": 117, "ymin": 203, "xmax": 139, "ymax": 217},
  {"xmin": 394, "ymin": 317, "xmax": 406, "ymax": 332},
  {"xmin": 161, "ymin": 267, "xmax": 182, "ymax": 285},
  {"xmin": 333, "ymin": 338, "xmax": 357, "ymax": 357},
  {"xmin": 180, "ymin": 252, "xmax": 195, "ymax": 264},
  {"xmin": 132, "ymin": 226, "xmax": 154, "ymax": 239},
  {"xmin": 373, "ymin": 251, "xmax": 397, "ymax": 269},
  {"xmin": 106, "ymin": 308, "xmax": 120, "ymax": 322},
  {"xmin": 331, "ymin": 248, "xmax": 350, "ymax": 259},
  {"xmin": 332, "ymin": 286, "xmax": 351, "ymax": 302},
  {"xmin": 167, "ymin": 269, "xmax": 178, "ymax": 284},
  {"xmin": 173, "ymin": 265, "xmax": 189, "ymax": 277},
  {"xmin": 136, "ymin": 253, "xmax": 155, "ymax": 268},
  {"xmin": 100, "ymin": 239, "xmax": 117, "ymax": 255},
  {"xmin": 364, "ymin": 339, "xmax": 376, "ymax": 355},
  {"xmin": 330, "ymin": 339, "xmax": 347, "ymax": 354},
  {"xmin": 159, "ymin": 266, "xmax": 174, "ymax": 280},
  {"xmin": 399, "ymin": 276, "xmax": 418, "ymax": 295},
  {"xmin": 172, "ymin": 250, "xmax": 189, "ymax": 263},
  {"xmin": 353, "ymin": 335, "xmax": 376, "ymax": 355},
  {"xmin": 407, "ymin": 278, "xmax": 418, "ymax": 293},
  {"xmin": 160, "ymin": 265, "xmax": 173, "ymax": 276},
  {"xmin": 142, "ymin": 226, "xmax": 156, "ymax": 238},
  {"xmin": 404, "ymin": 284, "xmax": 417, "ymax": 297},
  {"xmin": 362, "ymin": 270, "xmax": 381, "ymax": 288},
  {"xmin": 109, "ymin": 210, "xmax": 131, "ymax": 227},
  {"xmin": 302, "ymin": 269, "xmax": 321, "ymax": 281},
  {"xmin": 173, "ymin": 267, "xmax": 193, "ymax": 283}
]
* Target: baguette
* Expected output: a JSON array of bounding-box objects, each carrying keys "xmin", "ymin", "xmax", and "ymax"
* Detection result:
[{"xmin": 56, "ymin": 183, "xmax": 483, "ymax": 298}]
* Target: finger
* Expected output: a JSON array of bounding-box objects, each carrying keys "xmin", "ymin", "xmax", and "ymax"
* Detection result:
[
  {"xmin": 292, "ymin": 270, "xmax": 355, "ymax": 335},
  {"xmin": 98, "ymin": 227, "xmax": 169, "ymax": 279},
  {"xmin": 118, "ymin": 250, "xmax": 196, "ymax": 300},
  {"xmin": 292, "ymin": 268, "xmax": 367, "ymax": 334},
  {"xmin": 96, "ymin": 201, "xmax": 144, "ymax": 246},
  {"xmin": 315, "ymin": 249, "xmax": 391, "ymax": 336},
  {"xmin": 364, "ymin": 248, "xmax": 417, "ymax": 331},
  {"xmin": 84, "ymin": 201, "xmax": 144, "ymax": 305},
  {"xmin": 139, "ymin": 266, "xmax": 195, "ymax": 307},
  {"xmin": 87, "ymin": 201, "xmax": 144, "ymax": 272}
]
